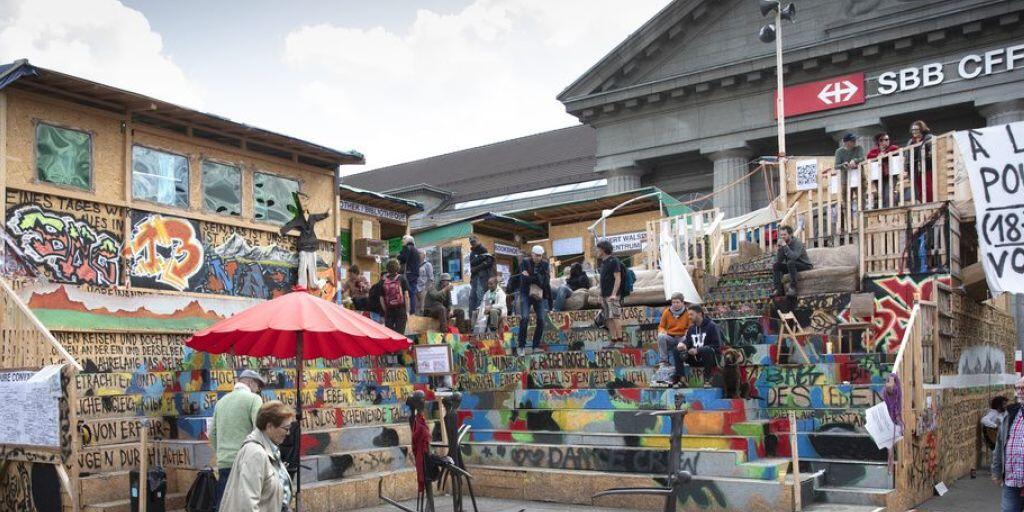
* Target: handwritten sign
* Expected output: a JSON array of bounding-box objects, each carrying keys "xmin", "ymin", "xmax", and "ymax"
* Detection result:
[
  {"xmin": 953, "ymin": 122, "xmax": 1024, "ymax": 294},
  {"xmin": 413, "ymin": 344, "xmax": 453, "ymax": 375},
  {"xmin": 864, "ymin": 402, "xmax": 901, "ymax": 450},
  {"xmin": 340, "ymin": 200, "xmax": 408, "ymax": 223},
  {"xmin": 0, "ymin": 365, "xmax": 63, "ymax": 447},
  {"xmin": 795, "ymin": 159, "xmax": 819, "ymax": 191}
]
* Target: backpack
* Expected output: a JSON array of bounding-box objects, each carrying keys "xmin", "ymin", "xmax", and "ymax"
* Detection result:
[
  {"xmin": 185, "ymin": 468, "xmax": 217, "ymax": 512},
  {"xmin": 383, "ymin": 275, "xmax": 405, "ymax": 308},
  {"xmin": 621, "ymin": 268, "xmax": 636, "ymax": 298}
]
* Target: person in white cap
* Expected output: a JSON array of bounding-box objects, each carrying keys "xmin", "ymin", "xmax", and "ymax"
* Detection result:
[
  {"xmin": 210, "ymin": 369, "xmax": 266, "ymax": 510},
  {"xmin": 515, "ymin": 245, "xmax": 550, "ymax": 354},
  {"xmin": 397, "ymin": 235, "xmax": 421, "ymax": 314}
]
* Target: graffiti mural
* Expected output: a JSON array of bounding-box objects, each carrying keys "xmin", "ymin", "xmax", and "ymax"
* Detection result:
[
  {"xmin": 125, "ymin": 211, "xmax": 204, "ymax": 291},
  {"xmin": 5, "ymin": 203, "xmax": 122, "ymax": 286}
]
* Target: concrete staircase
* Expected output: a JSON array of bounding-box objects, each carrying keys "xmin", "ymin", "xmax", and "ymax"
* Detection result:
[
  {"xmin": 443, "ymin": 257, "xmax": 895, "ymax": 511},
  {"xmin": 75, "ymin": 351, "xmax": 431, "ymax": 511}
]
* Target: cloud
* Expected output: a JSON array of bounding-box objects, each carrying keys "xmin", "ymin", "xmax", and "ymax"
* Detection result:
[
  {"xmin": 282, "ymin": 0, "xmax": 671, "ymax": 171},
  {"xmin": 0, "ymin": 0, "xmax": 202, "ymax": 108}
]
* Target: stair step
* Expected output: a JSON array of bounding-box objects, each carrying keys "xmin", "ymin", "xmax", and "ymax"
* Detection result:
[
  {"xmin": 804, "ymin": 504, "xmax": 885, "ymax": 512},
  {"xmin": 464, "ymin": 431, "xmax": 768, "ymax": 456},
  {"xmin": 301, "ymin": 446, "xmax": 413, "ymax": 483},
  {"xmin": 805, "ymin": 459, "xmax": 893, "ymax": 489},
  {"xmin": 815, "ymin": 485, "xmax": 892, "ymax": 507},
  {"xmin": 83, "ymin": 492, "xmax": 187, "ymax": 512}
]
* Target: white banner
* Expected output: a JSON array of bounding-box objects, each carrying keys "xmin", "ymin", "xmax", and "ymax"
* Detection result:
[
  {"xmin": 604, "ymin": 231, "xmax": 647, "ymax": 253},
  {"xmin": 340, "ymin": 200, "xmax": 408, "ymax": 223},
  {"xmin": 953, "ymin": 122, "xmax": 1024, "ymax": 294}
]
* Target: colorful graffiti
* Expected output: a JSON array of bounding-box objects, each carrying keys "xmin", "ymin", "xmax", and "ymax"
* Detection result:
[
  {"xmin": 197, "ymin": 233, "xmax": 294, "ymax": 299},
  {"xmin": 5, "ymin": 204, "xmax": 121, "ymax": 286},
  {"xmin": 125, "ymin": 212, "xmax": 204, "ymax": 291}
]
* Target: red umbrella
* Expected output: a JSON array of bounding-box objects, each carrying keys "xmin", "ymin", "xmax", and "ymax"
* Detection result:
[{"xmin": 186, "ymin": 287, "xmax": 410, "ymax": 510}]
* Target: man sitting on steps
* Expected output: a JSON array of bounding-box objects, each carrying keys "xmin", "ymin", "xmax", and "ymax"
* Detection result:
[
  {"xmin": 670, "ymin": 305, "xmax": 721, "ymax": 388},
  {"xmin": 773, "ymin": 225, "xmax": 812, "ymax": 297}
]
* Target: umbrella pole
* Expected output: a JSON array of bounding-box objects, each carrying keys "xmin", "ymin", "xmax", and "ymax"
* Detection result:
[{"xmin": 295, "ymin": 331, "xmax": 304, "ymax": 512}]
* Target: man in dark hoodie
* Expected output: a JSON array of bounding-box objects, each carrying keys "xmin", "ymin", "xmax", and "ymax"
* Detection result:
[
  {"xmin": 397, "ymin": 235, "xmax": 421, "ymax": 314},
  {"xmin": 279, "ymin": 193, "xmax": 328, "ymax": 290},
  {"xmin": 773, "ymin": 225, "xmax": 812, "ymax": 297},
  {"xmin": 670, "ymin": 305, "xmax": 721, "ymax": 387},
  {"xmin": 468, "ymin": 236, "xmax": 495, "ymax": 315}
]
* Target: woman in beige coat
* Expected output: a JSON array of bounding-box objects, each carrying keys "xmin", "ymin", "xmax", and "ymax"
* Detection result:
[{"xmin": 219, "ymin": 401, "xmax": 294, "ymax": 512}]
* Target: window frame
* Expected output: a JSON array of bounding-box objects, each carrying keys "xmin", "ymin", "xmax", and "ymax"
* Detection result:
[
  {"xmin": 130, "ymin": 143, "xmax": 192, "ymax": 210},
  {"xmin": 200, "ymin": 158, "xmax": 244, "ymax": 218},
  {"xmin": 252, "ymin": 170, "xmax": 301, "ymax": 226},
  {"xmin": 33, "ymin": 119, "xmax": 95, "ymax": 192}
]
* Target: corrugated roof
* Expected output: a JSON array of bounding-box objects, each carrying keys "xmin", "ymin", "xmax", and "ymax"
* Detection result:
[
  {"xmin": 337, "ymin": 184, "xmax": 423, "ymax": 213},
  {"xmin": 345, "ymin": 125, "xmax": 597, "ymax": 202}
]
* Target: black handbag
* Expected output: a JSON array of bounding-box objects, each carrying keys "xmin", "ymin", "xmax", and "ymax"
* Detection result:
[{"xmin": 184, "ymin": 468, "xmax": 217, "ymax": 512}]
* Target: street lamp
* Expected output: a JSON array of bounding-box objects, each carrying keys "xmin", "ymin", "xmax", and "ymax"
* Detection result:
[{"xmin": 757, "ymin": 0, "xmax": 794, "ymax": 159}]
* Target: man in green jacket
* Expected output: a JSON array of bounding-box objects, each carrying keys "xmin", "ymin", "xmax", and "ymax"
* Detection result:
[{"xmin": 211, "ymin": 369, "xmax": 265, "ymax": 511}]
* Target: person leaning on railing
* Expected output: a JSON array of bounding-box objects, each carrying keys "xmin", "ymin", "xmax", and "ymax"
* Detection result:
[
  {"xmin": 866, "ymin": 132, "xmax": 901, "ymax": 208},
  {"xmin": 834, "ymin": 133, "xmax": 865, "ymax": 191}
]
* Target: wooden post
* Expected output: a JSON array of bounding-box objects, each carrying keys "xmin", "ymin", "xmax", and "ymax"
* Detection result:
[
  {"xmin": 0, "ymin": 91, "xmax": 7, "ymax": 232},
  {"xmin": 139, "ymin": 418, "xmax": 148, "ymax": 512},
  {"xmin": 789, "ymin": 411, "xmax": 802, "ymax": 512}
]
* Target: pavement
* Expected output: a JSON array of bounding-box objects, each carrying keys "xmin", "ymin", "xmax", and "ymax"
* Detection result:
[
  {"xmin": 351, "ymin": 496, "xmax": 647, "ymax": 512},
  {"xmin": 913, "ymin": 469, "xmax": 1001, "ymax": 511}
]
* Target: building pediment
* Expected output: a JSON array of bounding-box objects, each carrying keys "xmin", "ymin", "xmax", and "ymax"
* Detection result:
[{"xmin": 559, "ymin": 0, "xmax": 1016, "ymax": 120}]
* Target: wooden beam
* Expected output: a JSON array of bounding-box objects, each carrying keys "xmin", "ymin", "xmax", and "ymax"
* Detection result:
[
  {"xmin": 123, "ymin": 113, "xmax": 133, "ymax": 203},
  {"xmin": 0, "ymin": 91, "xmax": 7, "ymax": 233}
]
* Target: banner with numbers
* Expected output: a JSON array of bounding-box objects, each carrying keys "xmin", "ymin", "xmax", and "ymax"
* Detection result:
[{"xmin": 953, "ymin": 122, "xmax": 1024, "ymax": 294}]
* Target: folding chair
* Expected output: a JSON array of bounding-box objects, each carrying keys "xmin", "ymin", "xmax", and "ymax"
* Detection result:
[{"xmin": 776, "ymin": 311, "xmax": 812, "ymax": 363}]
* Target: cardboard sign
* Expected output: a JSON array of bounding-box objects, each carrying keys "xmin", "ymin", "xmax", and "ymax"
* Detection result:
[
  {"xmin": 953, "ymin": 122, "xmax": 1024, "ymax": 294},
  {"xmin": 414, "ymin": 344, "xmax": 453, "ymax": 375}
]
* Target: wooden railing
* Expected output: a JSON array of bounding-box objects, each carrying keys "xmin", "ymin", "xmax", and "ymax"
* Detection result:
[
  {"xmin": 892, "ymin": 299, "xmax": 938, "ymax": 502},
  {"xmin": 0, "ymin": 278, "xmax": 81, "ymax": 371},
  {"xmin": 859, "ymin": 203, "xmax": 960, "ymax": 278},
  {"xmin": 645, "ymin": 208, "xmax": 723, "ymax": 275}
]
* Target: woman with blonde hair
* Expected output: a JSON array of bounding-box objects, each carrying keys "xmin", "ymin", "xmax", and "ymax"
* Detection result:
[{"xmin": 220, "ymin": 401, "xmax": 295, "ymax": 512}]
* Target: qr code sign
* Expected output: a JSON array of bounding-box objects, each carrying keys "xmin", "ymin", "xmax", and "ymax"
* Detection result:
[{"xmin": 795, "ymin": 160, "xmax": 819, "ymax": 191}]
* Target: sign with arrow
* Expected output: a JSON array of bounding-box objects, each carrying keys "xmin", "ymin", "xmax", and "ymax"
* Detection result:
[{"xmin": 774, "ymin": 72, "xmax": 865, "ymax": 118}]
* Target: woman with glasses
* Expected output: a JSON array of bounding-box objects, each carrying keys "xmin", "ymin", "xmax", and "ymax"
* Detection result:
[
  {"xmin": 866, "ymin": 132, "xmax": 901, "ymax": 208},
  {"xmin": 220, "ymin": 401, "xmax": 296, "ymax": 512}
]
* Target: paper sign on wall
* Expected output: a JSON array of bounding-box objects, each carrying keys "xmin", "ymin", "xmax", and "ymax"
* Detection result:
[
  {"xmin": 829, "ymin": 176, "xmax": 840, "ymax": 194},
  {"xmin": 795, "ymin": 160, "xmax": 819, "ymax": 191},
  {"xmin": 869, "ymin": 161, "xmax": 882, "ymax": 181},
  {"xmin": 414, "ymin": 344, "xmax": 453, "ymax": 375},
  {"xmin": 849, "ymin": 168, "xmax": 861, "ymax": 187},
  {"xmin": 953, "ymin": 122, "xmax": 1024, "ymax": 294},
  {"xmin": 0, "ymin": 365, "xmax": 63, "ymax": 447},
  {"xmin": 865, "ymin": 401, "xmax": 902, "ymax": 450},
  {"xmin": 889, "ymin": 155, "xmax": 904, "ymax": 175}
]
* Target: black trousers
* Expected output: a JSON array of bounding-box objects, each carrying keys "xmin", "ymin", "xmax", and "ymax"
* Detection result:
[
  {"xmin": 773, "ymin": 259, "xmax": 812, "ymax": 293},
  {"xmin": 384, "ymin": 308, "xmax": 408, "ymax": 334},
  {"xmin": 671, "ymin": 345, "xmax": 717, "ymax": 380}
]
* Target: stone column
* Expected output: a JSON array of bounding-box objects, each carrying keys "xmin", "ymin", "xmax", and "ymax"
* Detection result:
[
  {"xmin": 979, "ymin": 99, "xmax": 1024, "ymax": 126},
  {"xmin": 709, "ymin": 148, "xmax": 753, "ymax": 218},
  {"xmin": 604, "ymin": 166, "xmax": 646, "ymax": 194},
  {"xmin": 980, "ymin": 100, "xmax": 1024, "ymax": 355}
]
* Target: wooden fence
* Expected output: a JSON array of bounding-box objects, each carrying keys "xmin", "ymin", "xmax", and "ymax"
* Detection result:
[{"xmin": 859, "ymin": 203, "xmax": 961, "ymax": 278}]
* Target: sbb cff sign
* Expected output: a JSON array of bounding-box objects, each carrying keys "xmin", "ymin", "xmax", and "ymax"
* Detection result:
[{"xmin": 774, "ymin": 73, "xmax": 865, "ymax": 118}]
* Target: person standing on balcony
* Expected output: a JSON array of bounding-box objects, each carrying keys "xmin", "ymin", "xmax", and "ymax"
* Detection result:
[
  {"xmin": 773, "ymin": 225, "xmax": 813, "ymax": 297},
  {"xmin": 397, "ymin": 235, "xmax": 421, "ymax": 314},
  {"xmin": 656, "ymin": 292, "xmax": 692, "ymax": 368},
  {"xmin": 596, "ymin": 240, "xmax": 625, "ymax": 349},
  {"xmin": 834, "ymin": 133, "xmax": 865, "ymax": 190},
  {"xmin": 424, "ymin": 273, "xmax": 453, "ymax": 333},
  {"xmin": 905, "ymin": 120, "xmax": 934, "ymax": 203},
  {"xmin": 992, "ymin": 377, "xmax": 1024, "ymax": 512},
  {"xmin": 468, "ymin": 236, "xmax": 495, "ymax": 316},
  {"xmin": 210, "ymin": 369, "xmax": 265, "ymax": 511},
  {"xmin": 866, "ymin": 133, "xmax": 901, "ymax": 208}
]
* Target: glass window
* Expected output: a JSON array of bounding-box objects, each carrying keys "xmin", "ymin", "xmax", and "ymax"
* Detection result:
[
  {"xmin": 36, "ymin": 123, "xmax": 92, "ymax": 189},
  {"xmin": 253, "ymin": 171, "xmax": 299, "ymax": 225},
  {"xmin": 132, "ymin": 145, "xmax": 189, "ymax": 207},
  {"xmin": 202, "ymin": 160, "xmax": 242, "ymax": 216}
]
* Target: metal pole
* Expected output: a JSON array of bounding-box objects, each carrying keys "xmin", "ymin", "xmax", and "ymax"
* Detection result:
[
  {"xmin": 789, "ymin": 411, "xmax": 802, "ymax": 511},
  {"xmin": 295, "ymin": 331, "xmax": 304, "ymax": 512},
  {"xmin": 334, "ymin": 166, "xmax": 343, "ymax": 305},
  {"xmin": 775, "ymin": 9, "xmax": 786, "ymax": 159}
]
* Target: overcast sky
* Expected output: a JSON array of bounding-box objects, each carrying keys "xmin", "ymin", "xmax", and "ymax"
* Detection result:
[{"xmin": 0, "ymin": 0, "xmax": 672, "ymax": 173}]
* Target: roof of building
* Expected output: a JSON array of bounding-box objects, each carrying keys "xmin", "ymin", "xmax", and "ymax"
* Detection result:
[
  {"xmin": 0, "ymin": 59, "xmax": 364, "ymax": 171},
  {"xmin": 413, "ymin": 212, "xmax": 547, "ymax": 245},
  {"xmin": 344, "ymin": 125, "xmax": 597, "ymax": 203},
  {"xmin": 507, "ymin": 187, "xmax": 691, "ymax": 225},
  {"xmin": 337, "ymin": 184, "xmax": 424, "ymax": 215}
]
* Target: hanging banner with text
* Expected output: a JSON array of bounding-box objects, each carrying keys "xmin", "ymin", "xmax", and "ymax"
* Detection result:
[{"xmin": 953, "ymin": 122, "xmax": 1024, "ymax": 294}]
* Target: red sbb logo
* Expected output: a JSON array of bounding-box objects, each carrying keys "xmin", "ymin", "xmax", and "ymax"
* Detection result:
[{"xmin": 774, "ymin": 72, "xmax": 866, "ymax": 118}]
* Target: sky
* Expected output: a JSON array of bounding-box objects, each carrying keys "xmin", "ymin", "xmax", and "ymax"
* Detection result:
[{"xmin": 0, "ymin": 0, "xmax": 672, "ymax": 173}]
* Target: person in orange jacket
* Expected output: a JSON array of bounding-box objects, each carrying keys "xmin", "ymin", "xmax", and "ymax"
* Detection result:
[{"xmin": 656, "ymin": 292, "xmax": 691, "ymax": 368}]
